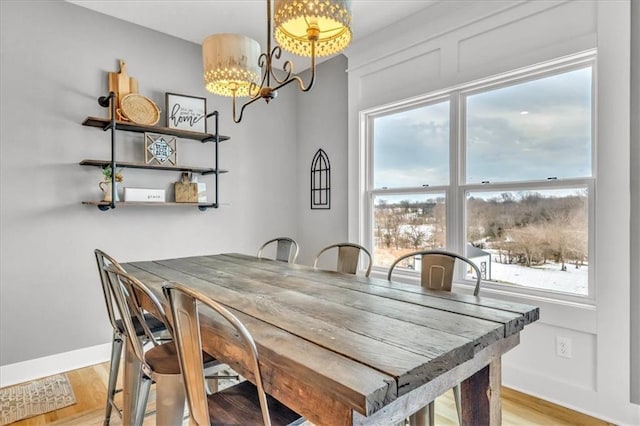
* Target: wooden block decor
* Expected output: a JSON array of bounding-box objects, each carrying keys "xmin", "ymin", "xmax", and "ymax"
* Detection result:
[{"xmin": 145, "ymin": 133, "xmax": 177, "ymax": 165}]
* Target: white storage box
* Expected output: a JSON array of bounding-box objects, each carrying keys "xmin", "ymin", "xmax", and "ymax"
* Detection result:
[{"xmin": 124, "ymin": 187, "xmax": 166, "ymax": 203}]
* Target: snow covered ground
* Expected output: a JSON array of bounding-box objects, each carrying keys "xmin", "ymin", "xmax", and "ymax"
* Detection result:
[
  {"xmin": 375, "ymin": 246, "xmax": 589, "ymax": 295},
  {"xmin": 487, "ymin": 260, "xmax": 588, "ymax": 295}
]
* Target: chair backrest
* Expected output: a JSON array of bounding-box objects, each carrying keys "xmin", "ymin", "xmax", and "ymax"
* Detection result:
[
  {"xmin": 257, "ymin": 237, "xmax": 299, "ymax": 263},
  {"xmin": 102, "ymin": 265, "xmax": 172, "ymax": 373},
  {"xmin": 387, "ymin": 250, "xmax": 482, "ymax": 296},
  {"xmin": 163, "ymin": 282, "xmax": 271, "ymax": 426},
  {"xmin": 313, "ymin": 243, "xmax": 372, "ymax": 277},
  {"xmin": 94, "ymin": 249, "xmax": 127, "ymax": 333}
]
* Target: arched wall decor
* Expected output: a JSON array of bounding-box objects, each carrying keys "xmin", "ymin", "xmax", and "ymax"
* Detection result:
[{"xmin": 311, "ymin": 148, "xmax": 331, "ymax": 209}]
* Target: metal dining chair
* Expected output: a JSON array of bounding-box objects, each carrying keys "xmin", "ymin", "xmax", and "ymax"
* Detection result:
[
  {"xmin": 94, "ymin": 249, "xmax": 167, "ymax": 425},
  {"xmin": 313, "ymin": 242, "xmax": 373, "ymax": 277},
  {"xmin": 103, "ymin": 265, "xmax": 234, "ymax": 425},
  {"xmin": 163, "ymin": 281, "xmax": 304, "ymax": 426},
  {"xmin": 387, "ymin": 249, "xmax": 482, "ymax": 426},
  {"xmin": 257, "ymin": 237, "xmax": 300, "ymax": 264},
  {"xmin": 102, "ymin": 264, "xmax": 189, "ymax": 425}
]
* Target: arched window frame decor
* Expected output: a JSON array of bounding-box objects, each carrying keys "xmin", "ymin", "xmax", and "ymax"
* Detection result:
[{"xmin": 311, "ymin": 148, "xmax": 331, "ymax": 209}]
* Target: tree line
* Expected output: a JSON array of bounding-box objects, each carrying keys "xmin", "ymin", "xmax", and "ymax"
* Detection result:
[
  {"xmin": 375, "ymin": 198, "xmax": 445, "ymax": 251},
  {"xmin": 375, "ymin": 191, "xmax": 588, "ymax": 270}
]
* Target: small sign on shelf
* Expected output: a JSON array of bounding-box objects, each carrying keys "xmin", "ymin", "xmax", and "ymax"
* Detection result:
[{"xmin": 124, "ymin": 187, "xmax": 166, "ymax": 203}]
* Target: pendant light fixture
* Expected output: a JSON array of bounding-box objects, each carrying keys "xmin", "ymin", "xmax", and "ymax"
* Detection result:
[{"xmin": 202, "ymin": 0, "xmax": 352, "ymax": 123}]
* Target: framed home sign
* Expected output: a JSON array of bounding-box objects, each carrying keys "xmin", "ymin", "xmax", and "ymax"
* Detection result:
[{"xmin": 165, "ymin": 92, "xmax": 207, "ymax": 133}]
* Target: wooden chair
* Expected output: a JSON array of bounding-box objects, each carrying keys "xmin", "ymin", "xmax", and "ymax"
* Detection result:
[
  {"xmin": 94, "ymin": 249, "xmax": 167, "ymax": 425},
  {"xmin": 257, "ymin": 237, "xmax": 300, "ymax": 263},
  {"xmin": 163, "ymin": 281, "xmax": 304, "ymax": 426},
  {"xmin": 387, "ymin": 249, "xmax": 482, "ymax": 426},
  {"xmin": 313, "ymin": 242, "xmax": 373, "ymax": 277},
  {"xmin": 103, "ymin": 265, "xmax": 229, "ymax": 425}
]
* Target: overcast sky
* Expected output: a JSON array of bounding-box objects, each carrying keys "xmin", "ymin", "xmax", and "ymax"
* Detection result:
[{"xmin": 373, "ymin": 66, "xmax": 592, "ymax": 189}]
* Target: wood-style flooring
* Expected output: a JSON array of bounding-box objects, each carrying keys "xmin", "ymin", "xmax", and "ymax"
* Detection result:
[{"xmin": 8, "ymin": 362, "xmax": 612, "ymax": 425}]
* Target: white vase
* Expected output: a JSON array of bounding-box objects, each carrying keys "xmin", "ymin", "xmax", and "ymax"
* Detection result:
[{"xmin": 99, "ymin": 181, "xmax": 119, "ymax": 202}]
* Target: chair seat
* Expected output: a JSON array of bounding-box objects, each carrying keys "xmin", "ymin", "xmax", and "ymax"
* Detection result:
[
  {"xmin": 146, "ymin": 342, "xmax": 217, "ymax": 375},
  {"xmin": 206, "ymin": 380, "xmax": 302, "ymax": 426},
  {"xmin": 115, "ymin": 313, "xmax": 165, "ymax": 337}
]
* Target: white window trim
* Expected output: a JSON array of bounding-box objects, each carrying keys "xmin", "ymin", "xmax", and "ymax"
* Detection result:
[{"xmin": 360, "ymin": 50, "xmax": 597, "ymax": 305}]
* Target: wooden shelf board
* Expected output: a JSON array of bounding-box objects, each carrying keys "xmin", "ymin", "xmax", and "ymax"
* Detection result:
[
  {"xmin": 82, "ymin": 201, "xmax": 217, "ymax": 208},
  {"xmin": 82, "ymin": 116, "xmax": 230, "ymax": 142},
  {"xmin": 79, "ymin": 159, "xmax": 228, "ymax": 174}
]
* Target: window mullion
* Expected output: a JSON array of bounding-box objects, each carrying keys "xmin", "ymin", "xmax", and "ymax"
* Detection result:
[
  {"xmin": 448, "ymin": 91, "xmax": 462, "ymax": 255},
  {"xmin": 364, "ymin": 115, "xmax": 374, "ymax": 252}
]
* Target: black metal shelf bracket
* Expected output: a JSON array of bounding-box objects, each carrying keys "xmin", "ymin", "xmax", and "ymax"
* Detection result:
[
  {"xmin": 96, "ymin": 92, "xmax": 117, "ymax": 211},
  {"xmin": 205, "ymin": 111, "xmax": 221, "ymax": 209},
  {"xmin": 198, "ymin": 203, "xmax": 218, "ymax": 211}
]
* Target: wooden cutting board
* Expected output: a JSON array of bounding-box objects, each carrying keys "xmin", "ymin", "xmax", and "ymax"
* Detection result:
[
  {"xmin": 108, "ymin": 60, "xmax": 138, "ymax": 120},
  {"xmin": 174, "ymin": 172, "xmax": 197, "ymax": 203}
]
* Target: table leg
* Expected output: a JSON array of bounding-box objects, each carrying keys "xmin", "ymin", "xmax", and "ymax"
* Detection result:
[
  {"xmin": 461, "ymin": 358, "xmax": 502, "ymax": 426},
  {"xmin": 408, "ymin": 402, "xmax": 432, "ymax": 426},
  {"xmin": 123, "ymin": 339, "xmax": 142, "ymax": 426}
]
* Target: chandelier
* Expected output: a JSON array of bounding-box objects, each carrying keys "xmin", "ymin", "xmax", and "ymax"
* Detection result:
[{"xmin": 202, "ymin": 0, "xmax": 352, "ymax": 123}]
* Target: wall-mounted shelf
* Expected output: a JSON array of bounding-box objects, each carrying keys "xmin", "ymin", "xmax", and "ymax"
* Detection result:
[
  {"xmin": 81, "ymin": 92, "xmax": 229, "ymax": 211},
  {"xmin": 82, "ymin": 201, "xmax": 218, "ymax": 211},
  {"xmin": 79, "ymin": 159, "xmax": 228, "ymax": 175},
  {"xmin": 82, "ymin": 116, "xmax": 230, "ymax": 143}
]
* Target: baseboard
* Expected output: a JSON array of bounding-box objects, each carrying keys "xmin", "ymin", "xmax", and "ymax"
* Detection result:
[
  {"xmin": 503, "ymin": 363, "xmax": 632, "ymax": 425},
  {"xmin": 0, "ymin": 343, "xmax": 111, "ymax": 388}
]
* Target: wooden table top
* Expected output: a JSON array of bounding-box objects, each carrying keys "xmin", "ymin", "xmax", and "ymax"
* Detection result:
[{"xmin": 123, "ymin": 253, "xmax": 538, "ymax": 425}]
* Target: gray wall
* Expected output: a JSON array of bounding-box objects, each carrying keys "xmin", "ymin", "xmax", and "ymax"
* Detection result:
[
  {"xmin": 295, "ymin": 56, "xmax": 349, "ymax": 266},
  {"xmin": 0, "ymin": 0, "xmax": 300, "ymax": 365},
  {"xmin": 631, "ymin": 0, "xmax": 639, "ymax": 405}
]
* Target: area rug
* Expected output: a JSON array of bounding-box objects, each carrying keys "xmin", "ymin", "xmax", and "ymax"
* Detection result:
[{"xmin": 0, "ymin": 374, "xmax": 76, "ymax": 425}]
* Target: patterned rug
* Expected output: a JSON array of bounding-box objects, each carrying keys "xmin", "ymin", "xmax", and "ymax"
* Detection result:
[{"xmin": 0, "ymin": 374, "xmax": 76, "ymax": 425}]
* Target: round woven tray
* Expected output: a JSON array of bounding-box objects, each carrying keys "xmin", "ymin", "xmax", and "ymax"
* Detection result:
[{"xmin": 119, "ymin": 94, "xmax": 160, "ymax": 125}]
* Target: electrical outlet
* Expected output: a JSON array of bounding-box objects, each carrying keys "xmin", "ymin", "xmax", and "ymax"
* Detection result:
[{"xmin": 556, "ymin": 336, "xmax": 572, "ymax": 358}]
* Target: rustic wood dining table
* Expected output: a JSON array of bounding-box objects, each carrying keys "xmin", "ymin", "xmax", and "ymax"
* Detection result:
[{"xmin": 121, "ymin": 253, "xmax": 538, "ymax": 426}]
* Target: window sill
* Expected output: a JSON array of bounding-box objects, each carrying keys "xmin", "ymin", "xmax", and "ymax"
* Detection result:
[{"xmin": 372, "ymin": 267, "xmax": 597, "ymax": 333}]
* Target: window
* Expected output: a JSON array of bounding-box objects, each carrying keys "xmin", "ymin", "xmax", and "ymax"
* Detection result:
[
  {"xmin": 466, "ymin": 188, "xmax": 590, "ymax": 295},
  {"xmin": 365, "ymin": 55, "xmax": 594, "ymax": 299},
  {"xmin": 373, "ymin": 100, "xmax": 450, "ymax": 189},
  {"xmin": 465, "ymin": 67, "xmax": 592, "ymax": 184},
  {"xmin": 373, "ymin": 193, "xmax": 446, "ymax": 268}
]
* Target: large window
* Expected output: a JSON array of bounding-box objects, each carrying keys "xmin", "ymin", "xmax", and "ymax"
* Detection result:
[{"xmin": 366, "ymin": 56, "xmax": 594, "ymax": 299}]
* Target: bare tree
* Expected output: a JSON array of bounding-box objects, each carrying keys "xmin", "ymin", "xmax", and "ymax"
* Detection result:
[
  {"xmin": 509, "ymin": 224, "xmax": 546, "ymax": 267},
  {"xmin": 546, "ymin": 207, "xmax": 588, "ymax": 270},
  {"xmin": 405, "ymin": 224, "xmax": 426, "ymax": 249}
]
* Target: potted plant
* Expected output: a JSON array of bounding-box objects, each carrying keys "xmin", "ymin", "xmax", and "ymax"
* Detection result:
[{"xmin": 99, "ymin": 165, "xmax": 123, "ymax": 202}]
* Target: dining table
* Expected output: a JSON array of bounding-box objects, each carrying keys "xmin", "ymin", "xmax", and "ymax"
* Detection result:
[{"xmin": 121, "ymin": 253, "xmax": 538, "ymax": 426}]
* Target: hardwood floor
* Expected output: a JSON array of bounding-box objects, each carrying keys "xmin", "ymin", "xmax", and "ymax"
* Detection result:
[{"xmin": 8, "ymin": 362, "xmax": 611, "ymax": 425}]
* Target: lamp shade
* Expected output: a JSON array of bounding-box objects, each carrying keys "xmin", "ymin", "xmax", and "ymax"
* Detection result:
[
  {"xmin": 202, "ymin": 33, "xmax": 261, "ymax": 97},
  {"xmin": 274, "ymin": 0, "xmax": 352, "ymax": 57}
]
